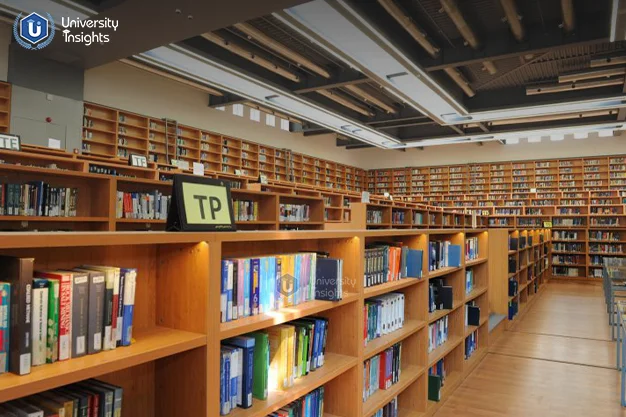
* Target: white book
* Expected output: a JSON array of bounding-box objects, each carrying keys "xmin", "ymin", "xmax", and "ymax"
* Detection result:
[{"xmin": 31, "ymin": 281, "xmax": 49, "ymax": 366}]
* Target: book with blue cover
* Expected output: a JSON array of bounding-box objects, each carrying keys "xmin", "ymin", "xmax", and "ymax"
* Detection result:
[
  {"xmin": 224, "ymin": 336, "xmax": 255, "ymax": 409},
  {"xmin": 314, "ymin": 258, "xmax": 342, "ymax": 301}
]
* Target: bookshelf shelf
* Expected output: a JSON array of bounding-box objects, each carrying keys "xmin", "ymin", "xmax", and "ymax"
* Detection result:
[
  {"xmin": 364, "ymin": 277, "xmax": 423, "ymax": 298},
  {"xmin": 364, "ymin": 320, "xmax": 427, "ymax": 360},
  {"xmin": 219, "ymin": 292, "xmax": 359, "ymax": 340},
  {"xmin": 428, "ymin": 336, "xmax": 463, "ymax": 367},
  {"xmin": 362, "ymin": 365, "xmax": 424, "ymax": 417},
  {"xmin": 426, "ymin": 371, "xmax": 462, "ymax": 412},
  {"xmin": 465, "ymin": 286, "xmax": 488, "ymax": 303},
  {"xmin": 0, "ymin": 326, "xmax": 206, "ymax": 403},
  {"xmin": 428, "ymin": 300, "xmax": 463, "ymax": 324},
  {"xmin": 229, "ymin": 353, "xmax": 358, "ymax": 417},
  {"xmin": 465, "ymin": 257, "xmax": 488, "ymax": 267},
  {"xmin": 428, "ymin": 266, "xmax": 462, "ymax": 279}
]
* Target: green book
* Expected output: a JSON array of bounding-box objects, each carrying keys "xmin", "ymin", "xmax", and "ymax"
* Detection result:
[
  {"xmin": 428, "ymin": 374, "xmax": 442, "ymax": 402},
  {"xmin": 250, "ymin": 331, "xmax": 269, "ymax": 400},
  {"xmin": 46, "ymin": 278, "xmax": 60, "ymax": 363}
]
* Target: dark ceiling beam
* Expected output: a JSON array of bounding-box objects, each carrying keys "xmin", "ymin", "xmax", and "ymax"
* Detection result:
[
  {"xmin": 422, "ymin": 20, "xmax": 608, "ymax": 71},
  {"xmin": 304, "ymin": 128, "xmax": 333, "ymax": 136},
  {"xmin": 466, "ymin": 84, "xmax": 625, "ymax": 112},
  {"xmin": 367, "ymin": 115, "xmax": 430, "ymax": 125},
  {"xmin": 209, "ymin": 93, "xmax": 247, "ymax": 107}
]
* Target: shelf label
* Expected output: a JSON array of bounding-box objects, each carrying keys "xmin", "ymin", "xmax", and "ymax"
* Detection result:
[
  {"xmin": 193, "ymin": 162, "xmax": 204, "ymax": 176},
  {"xmin": 48, "ymin": 138, "xmax": 61, "ymax": 149},
  {"xmin": 129, "ymin": 154, "xmax": 148, "ymax": 168},
  {"xmin": 0, "ymin": 134, "xmax": 20, "ymax": 151},
  {"xmin": 543, "ymin": 221, "xmax": 553, "ymax": 228},
  {"xmin": 167, "ymin": 175, "xmax": 236, "ymax": 232}
]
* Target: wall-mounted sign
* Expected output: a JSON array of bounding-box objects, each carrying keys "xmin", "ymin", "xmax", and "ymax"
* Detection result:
[
  {"xmin": 129, "ymin": 154, "xmax": 148, "ymax": 168},
  {"xmin": 166, "ymin": 175, "xmax": 236, "ymax": 232},
  {"xmin": 0, "ymin": 134, "xmax": 20, "ymax": 151}
]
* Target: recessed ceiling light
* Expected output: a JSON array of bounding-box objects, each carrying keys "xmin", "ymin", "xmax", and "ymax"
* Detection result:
[
  {"xmin": 506, "ymin": 138, "xmax": 519, "ymax": 145},
  {"xmin": 550, "ymin": 134, "xmax": 565, "ymax": 141},
  {"xmin": 527, "ymin": 135, "xmax": 541, "ymax": 143},
  {"xmin": 598, "ymin": 130, "xmax": 614, "ymax": 137},
  {"xmin": 574, "ymin": 132, "xmax": 588, "ymax": 139}
]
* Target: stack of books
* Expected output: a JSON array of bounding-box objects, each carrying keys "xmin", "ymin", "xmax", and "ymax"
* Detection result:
[
  {"xmin": 465, "ymin": 237, "xmax": 479, "ymax": 261},
  {"xmin": 279, "ymin": 204, "xmax": 311, "ymax": 222},
  {"xmin": 428, "ymin": 316, "xmax": 449, "ymax": 353},
  {"xmin": 270, "ymin": 387, "xmax": 325, "ymax": 417},
  {"xmin": 115, "ymin": 190, "xmax": 170, "ymax": 219},
  {"xmin": 220, "ymin": 318, "xmax": 329, "ymax": 415},
  {"xmin": 428, "ymin": 241, "xmax": 461, "ymax": 272},
  {"xmin": 364, "ymin": 245, "xmax": 422, "ymax": 288},
  {"xmin": 428, "ymin": 358, "xmax": 446, "ymax": 402},
  {"xmin": 373, "ymin": 397, "xmax": 398, "ymax": 417},
  {"xmin": 428, "ymin": 279, "xmax": 453, "ymax": 314},
  {"xmin": 0, "ymin": 256, "xmax": 137, "ymax": 376},
  {"xmin": 0, "ymin": 183, "xmax": 78, "ymax": 217},
  {"xmin": 0, "ymin": 379, "xmax": 123, "ymax": 415},
  {"xmin": 233, "ymin": 199, "xmax": 259, "ymax": 222},
  {"xmin": 364, "ymin": 293, "xmax": 405, "ymax": 346},
  {"xmin": 362, "ymin": 343, "xmax": 402, "ymax": 402},
  {"xmin": 220, "ymin": 254, "xmax": 343, "ymax": 323}
]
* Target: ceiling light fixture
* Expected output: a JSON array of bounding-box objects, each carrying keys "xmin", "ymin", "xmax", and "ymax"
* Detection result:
[
  {"xmin": 550, "ymin": 133, "xmax": 565, "ymax": 141},
  {"xmin": 527, "ymin": 135, "xmax": 542, "ymax": 143},
  {"xmin": 505, "ymin": 138, "xmax": 520, "ymax": 144},
  {"xmin": 574, "ymin": 132, "xmax": 588, "ymax": 139},
  {"xmin": 598, "ymin": 129, "xmax": 614, "ymax": 137},
  {"xmin": 136, "ymin": 45, "xmax": 402, "ymax": 148}
]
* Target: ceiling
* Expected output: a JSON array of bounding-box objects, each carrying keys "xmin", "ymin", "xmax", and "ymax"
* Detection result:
[
  {"xmin": 4, "ymin": 0, "xmax": 626, "ymax": 149},
  {"xmin": 171, "ymin": 0, "xmax": 626, "ymax": 148}
]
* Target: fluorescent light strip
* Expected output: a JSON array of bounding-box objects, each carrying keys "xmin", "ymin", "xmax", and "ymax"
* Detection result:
[
  {"xmin": 611, "ymin": 0, "xmax": 620, "ymax": 42},
  {"xmin": 275, "ymin": 0, "xmax": 466, "ymax": 123},
  {"xmin": 137, "ymin": 45, "xmax": 401, "ymax": 148}
]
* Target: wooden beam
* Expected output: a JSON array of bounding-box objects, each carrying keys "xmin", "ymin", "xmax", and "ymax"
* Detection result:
[
  {"xmin": 201, "ymin": 32, "xmax": 301, "ymax": 82},
  {"xmin": 343, "ymin": 85, "xmax": 397, "ymax": 114},
  {"xmin": 233, "ymin": 22, "xmax": 331, "ymax": 78},
  {"xmin": 316, "ymin": 89, "xmax": 375, "ymax": 117}
]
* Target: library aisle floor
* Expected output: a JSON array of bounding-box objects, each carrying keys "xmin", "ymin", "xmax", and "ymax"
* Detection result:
[{"xmin": 434, "ymin": 282, "xmax": 626, "ymax": 417}]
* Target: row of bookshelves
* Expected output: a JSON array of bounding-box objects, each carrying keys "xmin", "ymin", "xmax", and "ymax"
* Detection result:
[
  {"xmin": 0, "ymin": 229, "xmax": 491, "ymax": 417},
  {"xmin": 368, "ymin": 157, "xmax": 626, "ymax": 195},
  {"xmin": 83, "ymin": 102, "xmax": 366, "ymax": 192}
]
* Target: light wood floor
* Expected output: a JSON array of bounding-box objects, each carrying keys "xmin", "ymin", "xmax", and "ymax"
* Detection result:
[{"xmin": 434, "ymin": 281, "xmax": 626, "ymax": 417}]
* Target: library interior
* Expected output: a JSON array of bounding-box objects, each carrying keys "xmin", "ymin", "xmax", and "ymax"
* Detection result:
[{"xmin": 1, "ymin": 0, "xmax": 626, "ymax": 416}]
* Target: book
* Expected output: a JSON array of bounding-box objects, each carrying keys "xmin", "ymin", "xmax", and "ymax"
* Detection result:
[
  {"xmin": 428, "ymin": 374, "xmax": 442, "ymax": 402},
  {"xmin": 81, "ymin": 269, "xmax": 105, "ymax": 355},
  {"xmin": 34, "ymin": 271, "xmax": 73, "ymax": 362},
  {"xmin": 45, "ymin": 278, "xmax": 60, "ymax": 364},
  {"xmin": 363, "ymin": 342, "xmax": 402, "ymax": 402},
  {"xmin": 315, "ymin": 258, "xmax": 342, "ymax": 301},
  {"xmin": 223, "ymin": 336, "xmax": 255, "ymax": 409},
  {"xmin": 31, "ymin": 278, "xmax": 49, "ymax": 366},
  {"xmin": 220, "ymin": 348, "xmax": 231, "ymax": 415},
  {"xmin": 79, "ymin": 266, "xmax": 119, "ymax": 351},
  {"xmin": 60, "ymin": 272, "xmax": 86, "ymax": 359},
  {"xmin": 86, "ymin": 379, "xmax": 123, "ymax": 417},
  {"xmin": 0, "ymin": 255, "xmax": 35, "ymax": 375},
  {"xmin": 0, "ymin": 282, "xmax": 10, "ymax": 374},
  {"xmin": 120, "ymin": 268, "xmax": 136, "ymax": 347},
  {"xmin": 250, "ymin": 332, "xmax": 269, "ymax": 400}
]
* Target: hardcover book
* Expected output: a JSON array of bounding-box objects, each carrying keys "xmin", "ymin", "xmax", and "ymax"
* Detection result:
[
  {"xmin": 31, "ymin": 278, "xmax": 49, "ymax": 366},
  {"xmin": 0, "ymin": 255, "xmax": 35, "ymax": 375},
  {"xmin": 35, "ymin": 271, "xmax": 73, "ymax": 362}
]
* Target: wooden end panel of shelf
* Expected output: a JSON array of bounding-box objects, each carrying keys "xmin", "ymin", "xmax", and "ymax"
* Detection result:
[{"xmin": 488, "ymin": 229, "xmax": 509, "ymax": 317}]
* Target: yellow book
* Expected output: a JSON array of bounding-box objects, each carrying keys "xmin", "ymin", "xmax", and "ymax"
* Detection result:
[
  {"xmin": 286, "ymin": 325, "xmax": 295, "ymax": 387},
  {"xmin": 267, "ymin": 325, "xmax": 290, "ymax": 391}
]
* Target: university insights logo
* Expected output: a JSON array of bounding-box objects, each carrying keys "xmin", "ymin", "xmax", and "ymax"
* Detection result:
[{"xmin": 13, "ymin": 12, "xmax": 55, "ymax": 50}]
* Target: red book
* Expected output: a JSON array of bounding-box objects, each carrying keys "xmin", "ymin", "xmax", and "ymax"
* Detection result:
[{"xmin": 35, "ymin": 271, "xmax": 73, "ymax": 361}]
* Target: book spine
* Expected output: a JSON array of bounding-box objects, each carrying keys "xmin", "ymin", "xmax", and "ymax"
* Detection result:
[
  {"xmin": 0, "ymin": 282, "xmax": 9, "ymax": 374},
  {"xmin": 88, "ymin": 274, "xmax": 105, "ymax": 354},
  {"xmin": 71, "ymin": 275, "xmax": 89, "ymax": 358},
  {"xmin": 110, "ymin": 269, "xmax": 120, "ymax": 351},
  {"xmin": 31, "ymin": 279, "xmax": 48, "ymax": 366},
  {"xmin": 58, "ymin": 276, "xmax": 72, "ymax": 361},
  {"xmin": 220, "ymin": 260, "xmax": 228, "ymax": 323},
  {"xmin": 115, "ymin": 272, "xmax": 125, "ymax": 348},
  {"xmin": 102, "ymin": 274, "xmax": 115, "ymax": 351},
  {"xmin": 121, "ymin": 269, "xmax": 136, "ymax": 347},
  {"xmin": 46, "ymin": 279, "xmax": 60, "ymax": 363},
  {"xmin": 251, "ymin": 259, "xmax": 260, "ymax": 316}
]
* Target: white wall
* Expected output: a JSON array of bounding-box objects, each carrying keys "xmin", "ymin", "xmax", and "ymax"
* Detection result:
[
  {"xmin": 352, "ymin": 133, "xmax": 626, "ymax": 169},
  {"xmin": 84, "ymin": 62, "xmax": 363, "ymax": 167}
]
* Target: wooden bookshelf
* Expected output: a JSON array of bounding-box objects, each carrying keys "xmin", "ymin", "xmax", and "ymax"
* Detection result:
[
  {"xmin": 369, "ymin": 155, "xmax": 626, "ymax": 197},
  {"xmin": 82, "ymin": 103, "xmax": 366, "ymax": 193},
  {"xmin": 0, "ymin": 81, "xmax": 11, "ymax": 133},
  {"xmin": 0, "ymin": 227, "xmax": 490, "ymax": 417}
]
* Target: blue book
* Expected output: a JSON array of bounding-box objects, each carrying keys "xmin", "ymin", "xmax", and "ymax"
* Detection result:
[
  {"xmin": 274, "ymin": 257, "xmax": 281, "ymax": 311},
  {"xmin": 406, "ymin": 249, "xmax": 423, "ymax": 278},
  {"xmin": 314, "ymin": 258, "xmax": 341, "ymax": 301},
  {"xmin": 224, "ymin": 336, "xmax": 255, "ymax": 408},
  {"xmin": 269, "ymin": 258, "xmax": 276, "ymax": 311},
  {"xmin": 120, "ymin": 268, "xmax": 137, "ymax": 346},
  {"xmin": 294, "ymin": 254, "xmax": 301, "ymax": 304},
  {"xmin": 220, "ymin": 348, "xmax": 231, "ymax": 415},
  {"xmin": 447, "ymin": 245, "xmax": 461, "ymax": 267},
  {"xmin": 0, "ymin": 282, "xmax": 9, "ymax": 374},
  {"xmin": 220, "ymin": 260, "xmax": 229, "ymax": 323},
  {"xmin": 243, "ymin": 259, "xmax": 251, "ymax": 317},
  {"xmin": 251, "ymin": 259, "xmax": 260, "ymax": 316}
]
